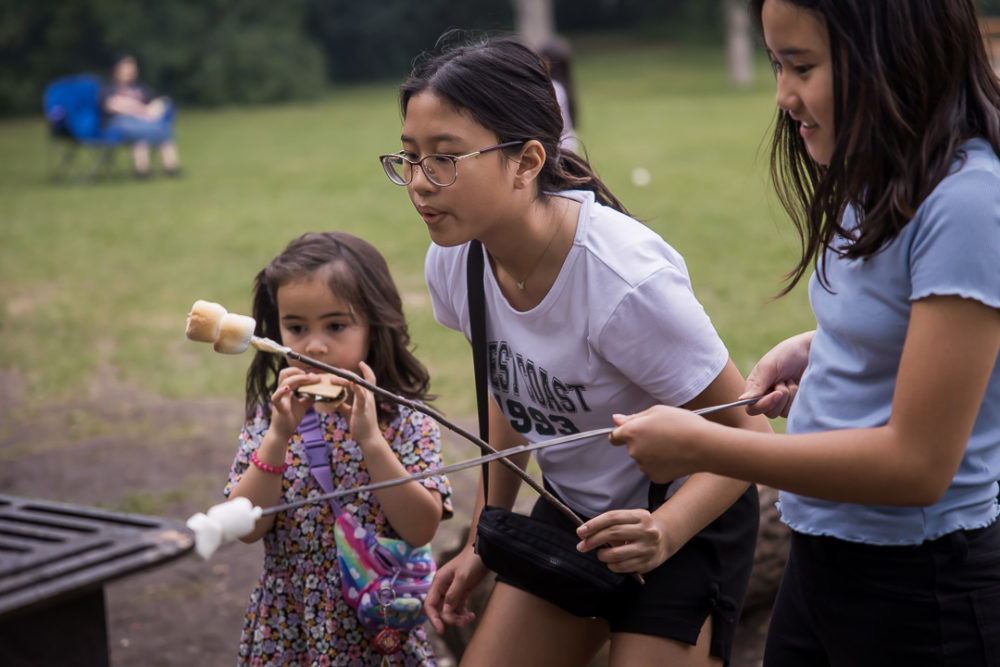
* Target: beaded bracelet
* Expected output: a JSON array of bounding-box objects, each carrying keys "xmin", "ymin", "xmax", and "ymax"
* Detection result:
[{"xmin": 250, "ymin": 449, "xmax": 288, "ymax": 475}]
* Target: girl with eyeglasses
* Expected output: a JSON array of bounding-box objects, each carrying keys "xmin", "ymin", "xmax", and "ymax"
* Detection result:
[
  {"xmin": 611, "ymin": 1, "xmax": 1000, "ymax": 664},
  {"xmin": 381, "ymin": 36, "xmax": 772, "ymax": 666}
]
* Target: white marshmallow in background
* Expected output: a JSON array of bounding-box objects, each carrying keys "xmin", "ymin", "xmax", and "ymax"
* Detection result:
[{"xmin": 186, "ymin": 496, "xmax": 263, "ymax": 560}]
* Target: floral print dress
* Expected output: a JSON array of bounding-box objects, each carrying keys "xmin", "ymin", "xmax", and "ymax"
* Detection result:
[{"xmin": 224, "ymin": 404, "xmax": 453, "ymax": 666}]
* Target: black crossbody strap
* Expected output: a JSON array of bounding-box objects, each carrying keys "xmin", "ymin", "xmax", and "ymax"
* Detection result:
[
  {"xmin": 466, "ymin": 240, "xmax": 492, "ymax": 503},
  {"xmin": 465, "ymin": 240, "xmax": 589, "ymax": 527}
]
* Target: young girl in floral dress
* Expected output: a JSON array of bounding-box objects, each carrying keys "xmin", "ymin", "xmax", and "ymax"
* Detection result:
[{"xmin": 224, "ymin": 231, "xmax": 452, "ymax": 665}]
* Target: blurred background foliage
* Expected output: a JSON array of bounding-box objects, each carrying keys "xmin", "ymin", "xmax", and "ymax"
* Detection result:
[
  {"xmin": 0, "ymin": 43, "xmax": 800, "ymax": 417},
  {"xmin": 5, "ymin": 0, "xmax": 998, "ymax": 115}
]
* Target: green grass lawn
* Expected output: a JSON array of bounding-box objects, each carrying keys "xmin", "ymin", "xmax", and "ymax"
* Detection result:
[{"xmin": 0, "ymin": 43, "xmax": 814, "ymax": 420}]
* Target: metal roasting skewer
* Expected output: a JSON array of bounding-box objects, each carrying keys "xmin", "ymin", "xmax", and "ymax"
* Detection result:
[
  {"xmin": 261, "ymin": 427, "xmax": 616, "ymax": 516},
  {"xmin": 250, "ymin": 335, "xmax": 584, "ymax": 526},
  {"xmin": 693, "ymin": 395, "xmax": 763, "ymax": 415},
  {"xmin": 249, "ymin": 335, "xmax": 763, "ymax": 585},
  {"xmin": 259, "ymin": 394, "xmax": 763, "ymax": 517}
]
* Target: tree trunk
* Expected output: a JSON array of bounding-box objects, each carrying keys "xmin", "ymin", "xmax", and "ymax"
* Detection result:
[
  {"xmin": 513, "ymin": 0, "xmax": 555, "ymax": 50},
  {"xmin": 726, "ymin": 0, "xmax": 754, "ymax": 87}
]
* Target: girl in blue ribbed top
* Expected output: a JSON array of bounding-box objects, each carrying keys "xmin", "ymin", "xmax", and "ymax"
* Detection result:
[{"xmin": 611, "ymin": 1, "xmax": 1000, "ymax": 665}]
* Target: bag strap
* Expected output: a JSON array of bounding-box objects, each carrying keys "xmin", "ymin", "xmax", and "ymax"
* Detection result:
[
  {"xmin": 298, "ymin": 407, "xmax": 413, "ymax": 572},
  {"xmin": 465, "ymin": 240, "xmax": 590, "ymax": 527},
  {"xmin": 297, "ymin": 407, "xmax": 345, "ymax": 515},
  {"xmin": 467, "ymin": 240, "xmax": 492, "ymax": 503}
]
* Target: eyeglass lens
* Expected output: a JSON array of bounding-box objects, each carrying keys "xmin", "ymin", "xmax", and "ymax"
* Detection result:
[{"xmin": 385, "ymin": 155, "xmax": 456, "ymax": 186}]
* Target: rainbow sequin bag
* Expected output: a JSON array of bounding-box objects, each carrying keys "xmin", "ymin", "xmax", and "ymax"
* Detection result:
[
  {"xmin": 297, "ymin": 408, "xmax": 435, "ymax": 650},
  {"xmin": 333, "ymin": 512, "xmax": 435, "ymax": 633}
]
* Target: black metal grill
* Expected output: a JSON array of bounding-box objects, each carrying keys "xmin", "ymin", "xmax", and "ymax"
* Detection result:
[{"xmin": 0, "ymin": 494, "xmax": 194, "ymax": 666}]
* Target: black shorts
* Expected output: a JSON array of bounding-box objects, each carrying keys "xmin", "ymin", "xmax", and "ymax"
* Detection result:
[
  {"xmin": 495, "ymin": 482, "xmax": 759, "ymax": 664},
  {"xmin": 764, "ymin": 522, "xmax": 1000, "ymax": 667}
]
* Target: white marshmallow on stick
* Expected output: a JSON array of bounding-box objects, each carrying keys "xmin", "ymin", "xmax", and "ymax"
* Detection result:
[
  {"xmin": 213, "ymin": 312, "xmax": 257, "ymax": 354},
  {"xmin": 185, "ymin": 513, "xmax": 222, "ymax": 560},
  {"xmin": 185, "ymin": 300, "xmax": 228, "ymax": 343},
  {"xmin": 186, "ymin": 496, "xmax": 263, "ymax": 560}
]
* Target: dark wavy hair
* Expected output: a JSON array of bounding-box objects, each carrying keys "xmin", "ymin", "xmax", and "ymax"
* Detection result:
[
  {"xmin": 750, "ymin": 0, "xmax": 1000, "ymax": 294},
  {"xmin": 399, "ymin": 34, "xmax": 628, "ymax": 215},
  {"xmin": 244, "ymin": 231, "xmax": 432, "ymax": 421}
]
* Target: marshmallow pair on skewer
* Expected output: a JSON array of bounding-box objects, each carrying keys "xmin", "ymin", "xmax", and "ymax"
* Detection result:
[
  {"xmin": 185, "ymin": 299, "xmax": 255, "ymax": 354},
  {"xmin": 185, "ymin": 299, "xmax": 347, "ymax": 405},
  {"xmin": 183, "ymin": 300, "xmax": 348, "ymax": 559},
  {"xmin": 186, "ymin": 497, "xmax": 262, "ymax": 560}
]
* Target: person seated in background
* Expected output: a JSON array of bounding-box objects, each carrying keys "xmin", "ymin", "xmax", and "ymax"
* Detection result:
[{"xmin": 101, "ymin": 53, "xmax": 181, "ymax": 177}]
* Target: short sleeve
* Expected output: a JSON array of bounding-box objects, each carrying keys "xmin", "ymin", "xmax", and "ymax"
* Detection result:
[
  {"xmin": 597, "ymin": 264, "xmax": 729, "ymax": 406},
  {"xmin": 910, "ymin": 162, "xmax": 1000, "ymax": 309},
  {"xmin": 223, "ymin": 407, "xmax": 270, "ymax": 498},
  {"xmin": 390, "ymin": 407, "xmax": 453, "ymax": 518},
  {"xmin": 425, "ymin": 242, "xmax": 466, "ymax": 334}
]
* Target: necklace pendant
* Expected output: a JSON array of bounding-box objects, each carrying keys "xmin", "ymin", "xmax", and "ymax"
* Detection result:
[{"xmin": 516, "ymin": 280, "xmax": 526, "ymax": 291}]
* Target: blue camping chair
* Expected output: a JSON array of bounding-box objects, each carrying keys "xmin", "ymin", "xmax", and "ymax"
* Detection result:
[{"xmin": 42, "ymin": 74, "xmax": 127, "ymax": 181}]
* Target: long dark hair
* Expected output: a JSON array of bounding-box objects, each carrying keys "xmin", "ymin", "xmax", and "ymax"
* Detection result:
[
  {"xmin": 244, "ymin": 231, "xmax": 432, "ymax": 421},
  {"xmin": 399, "ymin": 34, "xmax": 628, "ymax": 215},
  {"xmin": 750, "ymin": 0, "xmax": 1000, "ymax": 294}
]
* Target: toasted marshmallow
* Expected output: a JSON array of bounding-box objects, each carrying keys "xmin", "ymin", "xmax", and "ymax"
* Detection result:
[
  {"xmin": 213, "ymin": 313, "xmax": 256, "ymax": 354},
  {"xmin": 185, "ymin": 300, "xmax": 227, "ymax": 343}
]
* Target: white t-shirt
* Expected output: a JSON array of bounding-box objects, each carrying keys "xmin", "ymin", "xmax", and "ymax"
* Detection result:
[{"xmin": 426, "ymin": 190, "xmax": 728, "ymax": 515}]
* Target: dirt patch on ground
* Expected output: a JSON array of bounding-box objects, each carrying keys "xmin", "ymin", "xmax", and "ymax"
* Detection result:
[{"xmin": 0, "ymin": 370, "xmax": 768, "ymax": 666}]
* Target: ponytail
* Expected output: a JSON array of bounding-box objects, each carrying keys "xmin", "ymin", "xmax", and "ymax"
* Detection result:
[{"xmin": 545, "ymin": 148, "xmax": 629, "ymax": 215}]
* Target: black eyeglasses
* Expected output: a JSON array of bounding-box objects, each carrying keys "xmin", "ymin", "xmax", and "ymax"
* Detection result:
[{"xmin": 378, "ymin": 141, "xmax": 524, "ymax": 187}]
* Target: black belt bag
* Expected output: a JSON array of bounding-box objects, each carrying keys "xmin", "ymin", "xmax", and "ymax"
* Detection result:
[{"xmin": 474, "ymin": 504, "xmax": 625, "ymax": 617}]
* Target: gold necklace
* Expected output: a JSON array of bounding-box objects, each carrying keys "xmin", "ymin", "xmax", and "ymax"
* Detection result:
[{"xmin": 511, "ymin": 214, "xmax": 565, "ymax": 291}]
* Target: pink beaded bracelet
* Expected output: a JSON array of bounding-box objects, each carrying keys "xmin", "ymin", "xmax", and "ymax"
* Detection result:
[{"xmin": 250, "ymin": 449, "xmax": 288, "ymax": 475}]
